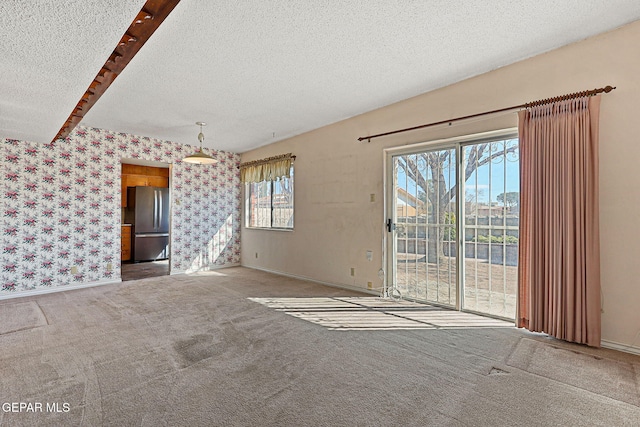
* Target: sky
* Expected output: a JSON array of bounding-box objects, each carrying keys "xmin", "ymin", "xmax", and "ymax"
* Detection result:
[{"xmin": 395, "ymin": 138, "xmax": 519, "ymax": 205}]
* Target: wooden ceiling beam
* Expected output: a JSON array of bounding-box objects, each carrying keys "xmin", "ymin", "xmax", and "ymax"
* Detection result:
[{"xmin": 53, "ymin": 0, "xmax": 181, "ymax": 142}]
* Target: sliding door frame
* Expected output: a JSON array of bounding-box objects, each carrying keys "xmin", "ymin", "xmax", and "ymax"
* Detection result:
[{"xmin": 383, "ymin": 128, "xmax": 518, "ymax": 312}]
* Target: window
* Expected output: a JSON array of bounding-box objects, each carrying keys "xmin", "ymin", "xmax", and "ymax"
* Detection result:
[{"xmin": 246, "ymin": 167, "xmax": 294, "ymax": 229}]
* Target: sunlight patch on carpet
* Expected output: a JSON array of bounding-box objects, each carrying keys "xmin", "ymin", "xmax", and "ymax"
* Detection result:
[{"xmin": 249, "ymin": 297, "xmax": 513, "ymax": 331}]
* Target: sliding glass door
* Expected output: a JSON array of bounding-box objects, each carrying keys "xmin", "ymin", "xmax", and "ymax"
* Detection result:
[
  {"xmin": 391, "ymin": 147, "xmax": 457, "ymax": 307},
  {"xmin": 461, "ymin": 139, "xmax": 519, "ymax": 318},
  {"xmin": 388, "ymin": 133, "xmax": 519, "ymax": 319}
]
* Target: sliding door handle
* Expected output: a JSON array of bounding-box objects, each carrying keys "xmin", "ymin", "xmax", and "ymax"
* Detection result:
[{"xmin": 386, "ymin": 218, "xmax": 396, "ymax": 233}]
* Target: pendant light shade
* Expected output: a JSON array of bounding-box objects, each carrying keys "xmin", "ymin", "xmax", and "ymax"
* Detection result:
[{"xmin": 183, "ymin": 122, "xmax": 217, "ymax": 164}]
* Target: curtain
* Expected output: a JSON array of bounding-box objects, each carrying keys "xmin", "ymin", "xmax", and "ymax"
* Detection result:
[
  {"xmin": 517, "ymin": 96, "xmax": 601, "ymax": 347},
  {"xmin": 240, "ymin": 154, "xmax": 293, "ymax": 183}
]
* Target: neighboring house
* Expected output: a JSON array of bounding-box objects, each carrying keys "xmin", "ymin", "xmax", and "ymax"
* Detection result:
[{"xmin": 395, "ymin": 188, "xmax": 427, "ymax": 218}]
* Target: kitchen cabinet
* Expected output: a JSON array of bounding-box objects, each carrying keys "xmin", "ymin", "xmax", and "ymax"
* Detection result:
[
  {"xmin": 125, "ymin": 175, "xmax": 149, "ymax": 187},
  {"xmin": 121, "ymin": 225, "xmax": 132, "ymax": 261},
  {"xmin": 122, "ymin": 164, "xmax": 170, "ymax": 178},
  {"xmin": 147, "ymin": 176, "xmax": 169, "ymax": 187},
  {"xmin": 121, "ymin": 164, "xmax": 169, "ymax": 207}
]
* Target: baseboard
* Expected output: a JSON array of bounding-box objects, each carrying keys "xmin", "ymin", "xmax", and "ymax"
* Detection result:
[
  {"xmin": 245, "ymin": 265, "xmax": 379, "ymax": 296},
  {"xmin": 601, "ymin": 339, "xmax": 640, "ymax": 356},
  {"xmin": 0, "ymin": 278, "xmax": 123, "ymax": 301},
  {"xmin": 0, "ymin": 263, "xmax": 242, "ymax": 299},
  {"xmin": 173, "ymin": 263, "xmax": 241, "ymax": 275}
]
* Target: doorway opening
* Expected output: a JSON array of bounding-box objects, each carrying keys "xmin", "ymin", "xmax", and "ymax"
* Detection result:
[
  {"xmin": 121, "ymin": 159, "xmax": 171, "ymax": 282},
  {"xmin": 386, "ymin": 130, "xmax": 519, "ymax": 319}
]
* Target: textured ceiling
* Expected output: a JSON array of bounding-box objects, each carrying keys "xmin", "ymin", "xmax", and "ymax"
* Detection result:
[
  {"xmin": 2, "ymin": 1, "xmax": 640, "ymax": 152},
  {"xmin": 0, "ymin": 0, "xmax": 146, "ymax": 143}
]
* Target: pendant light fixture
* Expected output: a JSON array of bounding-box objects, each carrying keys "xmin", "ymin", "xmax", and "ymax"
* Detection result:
[{"xmin": 182, "ymin": 121, "xmax": 217, "ymax": 164}]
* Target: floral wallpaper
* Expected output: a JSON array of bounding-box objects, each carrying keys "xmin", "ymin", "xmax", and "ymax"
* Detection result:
[{"xmin": 1, "ymin": 126, "xmax": 241, "ymax": 295}]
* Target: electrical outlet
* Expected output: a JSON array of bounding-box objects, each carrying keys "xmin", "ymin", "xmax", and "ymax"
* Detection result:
[
  {"xmin": 350, "ymin": 268, "xmax": 355, "ymax": 276},
  {"xmin": 255, "ymin": 252, "xmax": 258, "ymax": 259},
  {"xmin": 370, "ymin": 193, "xmax": 375, "ymax": 202},
  {"xmin": 366, "ymin": 250, "xmax": 373, "ymax": 261},
  {"xmin": 70, "ymin": 266, "xmax": 78, "ymax": 275},
  {"xmin": 107, "ymin": 263, "xmax": 112, "ymax": 271},
  {"xmin": 367, "ymin": 281, "xmax": 373, "ymax": 290}
]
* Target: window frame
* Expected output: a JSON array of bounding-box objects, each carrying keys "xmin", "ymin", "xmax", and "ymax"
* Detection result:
[{"xmin": 244, "ymin": 166, "xmax": 294, "ymax": 231}]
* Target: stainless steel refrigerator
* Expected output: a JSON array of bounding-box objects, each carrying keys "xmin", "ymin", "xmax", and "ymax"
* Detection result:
[{"xmin": 126, "ymin": 186, "xmax": 169, "ymax": 262}]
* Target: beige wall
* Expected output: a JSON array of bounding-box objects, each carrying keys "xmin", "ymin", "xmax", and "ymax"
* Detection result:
[{"xmin": 241, "ymin": 20, "xmax": 640, "ymax": 349}]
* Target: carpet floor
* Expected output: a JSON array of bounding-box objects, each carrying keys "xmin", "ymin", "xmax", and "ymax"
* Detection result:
[{"xmin": 0, "ymin": 267, "xmax": 638, "ymax": 426}]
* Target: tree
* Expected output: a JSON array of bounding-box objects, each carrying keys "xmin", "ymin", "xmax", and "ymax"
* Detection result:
[
  {"xmin": 496, "ymin": 191, "xmax": 519, "ymax": 208},
  {"xmin": 396, "ymin": 140, "xmax": 518, "ymax": 262},
  {"xmin": 465, "ymin": 188, "xmax": 485, "ymax": 211}
]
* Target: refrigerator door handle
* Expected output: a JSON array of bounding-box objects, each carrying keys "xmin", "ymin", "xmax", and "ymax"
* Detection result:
[
  {"xmin": 153, "ymin": 190, "xmax": 158, "ymax": 230},
  {"xmin": 158, "ymin": 190, "xmax": 162, "ymax": 230}
]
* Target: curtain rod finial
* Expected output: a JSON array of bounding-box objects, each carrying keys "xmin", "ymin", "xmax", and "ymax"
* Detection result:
[{"xmin": 603, "ymin": 85, "xmax": 616, "ymax": 93}]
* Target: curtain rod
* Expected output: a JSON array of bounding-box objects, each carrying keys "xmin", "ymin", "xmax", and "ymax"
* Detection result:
[
  {"xmin": 239, "ymin": 153, "xmax": 296, "ymax": 169},
  {"xmin": 357, "ymin": 85, "xmax": 616, "ymax": 142}
]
